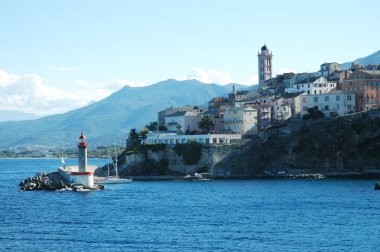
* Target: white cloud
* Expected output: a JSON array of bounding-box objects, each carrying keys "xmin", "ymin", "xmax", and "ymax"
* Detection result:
[
  {"xmin": 46, "ymin": 65, "xmax": 81, "ymax": 72},
  {"xmin": 179, "ymin": 67, "xmax": 234, "ymax": 85},
  {"xmin": 242, "ymin": 75, "xmax": 258, "ymax": 85},
  {"xmin": 0, "ymin": 69, "xmax": 144, "ymax": 116}
]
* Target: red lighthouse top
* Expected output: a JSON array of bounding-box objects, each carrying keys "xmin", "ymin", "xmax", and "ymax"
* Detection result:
[{"xmin": 78, "ymin": 132, "xmax": 88, "ymax": 147}]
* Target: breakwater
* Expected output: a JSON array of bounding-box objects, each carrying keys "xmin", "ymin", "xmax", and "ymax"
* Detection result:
[{"xmin": 19, "ymin": 172, "xmax": 104, "ymax": 191}]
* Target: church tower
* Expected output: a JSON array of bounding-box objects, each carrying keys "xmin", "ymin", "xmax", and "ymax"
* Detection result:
[{"xmin": 258, "ymin": 44, "xmax": 273, "ymax": 87}]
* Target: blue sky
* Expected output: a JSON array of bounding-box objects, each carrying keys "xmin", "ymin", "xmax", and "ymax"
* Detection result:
[{"xmin": 0, "ymin": 0, "xmax": 379, "ymax": 115}]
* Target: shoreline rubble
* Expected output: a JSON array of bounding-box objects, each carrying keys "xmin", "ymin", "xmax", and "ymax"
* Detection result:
[{"xmin": 19, "ymin": 171, "xmax": 104, "ymax": 191}]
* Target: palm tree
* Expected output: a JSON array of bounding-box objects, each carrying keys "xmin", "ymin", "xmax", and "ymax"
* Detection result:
[{"xmin": 198, "ymin": 115, "xmax": 214, "ymax": 133}]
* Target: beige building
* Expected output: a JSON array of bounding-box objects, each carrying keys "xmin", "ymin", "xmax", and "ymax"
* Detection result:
[
  {"xmin": 223, "ymin": 106, "xmax": 258, "ymax": 134},
  {"xmin": 341, "ymin": 70, "xmax": 380, "ymax": 112}
]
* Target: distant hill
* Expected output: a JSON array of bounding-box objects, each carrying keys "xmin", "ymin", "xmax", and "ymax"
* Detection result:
[
  {"xmin": 341, "ymin": 50, "xmax": 380, "ymax": 69},
  {"xmin": 0, "ymin": 110, "xmax": 40, "ymax": 122},
  {"xmin": 0, "ymin": 79, "xmax": 248, "ymax": 148}
]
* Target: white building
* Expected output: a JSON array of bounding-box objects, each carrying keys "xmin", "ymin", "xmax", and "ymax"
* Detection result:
[
  {"xmin": 285, "ymin": 76, "xmax": 337, "ymax": 95},
  {"xmin": 165, "ymin": 111, "xmax": 199, "ymax": 133},
  {"xmin": 142, "ymin": 132, "xmax": 241, "ymax": 145},
  {"xmin": 223, "ymin": 106, "xmax": 258, "ymax": 134},
  {"xmin": 273, "ymin": 98, "xmax": 292, "ymax": 121},
  {"xmin": 283, "ymin": 93, "xmax": 303, "ymax": 119},
  {"xmin": 300, "ymin": 91, "xmax": 356, "ymax": 117}
]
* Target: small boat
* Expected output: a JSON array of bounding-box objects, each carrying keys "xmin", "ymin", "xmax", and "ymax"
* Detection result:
[{"xmin": 97, "ymin": 147, "xmax": 132, "ymax": 184}]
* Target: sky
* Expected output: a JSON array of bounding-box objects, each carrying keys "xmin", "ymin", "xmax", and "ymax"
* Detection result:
[{"xmin": 0, "ymin": 0, "xmax": 379, "ymax": 115}]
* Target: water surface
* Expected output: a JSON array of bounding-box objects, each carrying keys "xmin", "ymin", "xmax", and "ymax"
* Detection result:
[{"xmin": 1, "ymin": 159, "xmax": 380, "ymax": 251}]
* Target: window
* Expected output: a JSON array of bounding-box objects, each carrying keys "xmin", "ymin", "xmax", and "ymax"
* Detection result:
[
  {"xmin": 314, "ymin": 97, "xmax": 318, "ymax": 102},
  {"xmin": 213, "ymin": 138, "xmax": 217, "ymax": 144},
  {"xmin": 324, "ymin": 96, "xmax": 329, "ymax": 102},
  {"xmin": 303, "ymin": 106, "xmax": 307, "ymax": 111},
  {"xmin": 314, "ymin": 106, "xmax": 318, "ymax": 110},
  {"xmin": 314, "ymin": 90, "xmax": 317, "ymax": 94},
  {"xmin": 336, "ymin": 104, "xmax": 340, "ymax": 110},
  {"xmin": 325, "ymin": 105, "xmax": 329, "ymax": 111},
  {"xmin": 336, "ymin": 95, "xmax": 340, "ymax": 101}
]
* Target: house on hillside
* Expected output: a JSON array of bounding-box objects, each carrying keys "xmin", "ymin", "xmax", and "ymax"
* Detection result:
[
  {"xmin": 285, "ymin": 76, "xmax": 337, "ymax": 95},
  {"xmin": 223, "ymin": 106, "xmax": 258, "ymax": 134},
  {"xmin": 341, "ymin": 70, "xmax": 380, "ymax": 112},
  {"xmin": 300, "ymin": 91, "xmax": 356, "ymax": 117},
  {"xmin": 202, "ymin": 109, "xmax": 223, "ymax": 134},
  {"xmin": 165, "ymin": 111, "xmax": 199, "ymax": 133},
  {"xmin": 158, "ymin": 105, "xmax": 204, "ymax": 126}
]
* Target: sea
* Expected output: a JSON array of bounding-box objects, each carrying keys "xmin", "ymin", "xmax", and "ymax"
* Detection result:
[{"xmin": 1, "ymin": 158, "xmax": 380, "ymax": 251}]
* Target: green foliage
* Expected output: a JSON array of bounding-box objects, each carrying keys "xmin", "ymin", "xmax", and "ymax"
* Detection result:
[
  {"xmin": 351, "ymin": 122, "xmax": 365, "ymax": 134},
  {"xmin": 158, "ymin": 124, "xmax": 168, "ymax": 131},
  {"xmin": 140, "ymin": 144, "xmax": 166, "ymax": 152},
  {"xmin": 140, "ymin": 128, "xmax": 149, "ymax": 139},
  {"xmin": 302, "ymin": 108, "xmax": 325, "ymax": 120},
  {"xmin": 174, "ymin": 141, "xmax": 203, "ymax": 165},
  {"xmin": 146, "ymin": 121, "xmax": 158, "ymax": 131},
  {"xmin": 198, "ymin": 115, "xmax": 214, "ymax": 133}
]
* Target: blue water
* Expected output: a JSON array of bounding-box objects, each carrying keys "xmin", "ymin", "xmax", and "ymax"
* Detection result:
[{"xmin": 1, "ymin": 159, "xmax": 380, "ymax": 251}]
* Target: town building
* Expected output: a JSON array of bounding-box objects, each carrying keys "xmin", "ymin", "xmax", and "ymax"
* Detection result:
[
  {"xmin": 202, "ymin": 109, "xmax": 223, "ymax": 134},
  {"xmin": 273, "ymin": 97, "xmax": 292, "ymax": 121},
  {"xmin": 142, "ymin": 132, "xmax": 241, "ymax": 145},
  {"xmin": 158, "ymin": 106, "xmax": 204, "ymax": 126},
  {"xmin": 282, "ymin": 92, "xmax": 303, "ymax": 118},
  {"xmin": 300, "ymin": 91, "xmax": 356, "ymax": 117},
  {"xmin": 320, "ymin": 62, "xmax": 341, "ymax": 78},
  {"xmin": 285, "ymin": 76, "xmax": 337, "ymax": 95},
  {"xmin": 165, "ymin": 111, "xmax": 199, "ymax": 133},
  {"xmin": 223, "ymin": 106, "xmax": 258, "ymax": 134},
  {"xmin": 258, "ymin": 44, "xmax": 273, "ymax": 87},
  {"xmin": 341, "ymin": 70, "xmax": 380, "ymax": 112}
]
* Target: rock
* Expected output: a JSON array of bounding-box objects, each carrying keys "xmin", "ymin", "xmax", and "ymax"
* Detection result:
[{"xmin": 374, "ymin": 182, "xmax": 380, "ymax": 190}]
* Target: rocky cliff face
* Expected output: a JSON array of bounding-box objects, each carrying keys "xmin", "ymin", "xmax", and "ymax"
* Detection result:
[
  {"xmin": 96, "ymin": 112, "xmax": 380, "ymax": 177},
  {"xmin": 213, "ymin": 113, "xmax": 380, "ymax": 175}
]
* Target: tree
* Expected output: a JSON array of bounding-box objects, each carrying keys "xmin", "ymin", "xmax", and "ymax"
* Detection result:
[
  {"xmin": 129, "ymin": 128, "xmax": 139, "ymax": 140},
  {"xmin": 146, "ymin": 121, "xmax": 158, "ymax": 131},
  {"xmin": 158, "ymin": 124, "xmax": 168, "ymax": 131},
  {"xmin": 198, "ymin": 115, "xmax": 214, "ymax": 133},
  {"xmin": 140, "ymin": 128, "xmax": 149, "ymax": 139},
  {"xmin": 302, "ymin": 108, "xmax": 325, "ymax": 120}
]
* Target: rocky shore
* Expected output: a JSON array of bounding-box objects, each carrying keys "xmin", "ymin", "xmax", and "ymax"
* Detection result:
[{"xmin": 19, "ymin": 172, "xmax": 104, "ymax": 192}]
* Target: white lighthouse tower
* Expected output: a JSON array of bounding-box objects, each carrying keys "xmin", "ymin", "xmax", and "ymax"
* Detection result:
[
  {"xmin": 78, "ymin": 132, "xmax": 88, "ymax": 172},
  {"xmin": 258, "ymin": 44, "xmax": 273, "ymax": 87},
  {"xmin": 69, "ymin": 132, "xmax": 94, "ymax": 187}
]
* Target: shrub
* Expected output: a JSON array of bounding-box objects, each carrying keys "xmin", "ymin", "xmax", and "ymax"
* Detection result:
[{"xmin": 174, "ymin": 141, "xmax": 203, "ymax": 165}]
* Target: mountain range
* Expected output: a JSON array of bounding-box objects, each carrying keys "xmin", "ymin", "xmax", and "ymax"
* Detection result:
[
  {"xmin": 0, "ymin": 79, "xmax": 247, "ymax": 148},
  {"xmin": 340, "ymin": 50, "xmax": 380, "ymax": 69},
  {"xmin": 0, "ymin": 110, "xmax": 40, "ymax": 122}
]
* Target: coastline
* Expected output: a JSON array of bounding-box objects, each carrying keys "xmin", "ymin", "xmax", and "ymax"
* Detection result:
[{"xmin": 122, "ymin": 172, "xmax": 380, "ymax": 181}]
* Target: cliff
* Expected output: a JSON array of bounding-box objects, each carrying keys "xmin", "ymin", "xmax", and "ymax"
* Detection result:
[{"xmin": 95, "ymin": 111, "xmax": 380, "ymax": 178}]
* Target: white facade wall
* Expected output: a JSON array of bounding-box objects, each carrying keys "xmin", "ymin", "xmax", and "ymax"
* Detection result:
[
  {"xmin": 223, "ymin": 107, "xmax": 258, "ymax": 134},
  {"xmin": 300, "ymin": 92, "xmax": 356, "ymax": 117},
  {"xmin": 274, "ymin": 98, "xmax": 291, "ymax": 121},
  {"xmin": 165, "ymin": 112, "xmax": 198, "ymax": 132},
  {"xmin": 70, "ymin": 174, "xmax": 94, "ymax": 187},
  {"xmin": 142, "ymin": 132, "xmax": 241, "ymax": 145},
  {"xmin": 285, "ymin": 77, "xmax": 337, "ymax": 95}
]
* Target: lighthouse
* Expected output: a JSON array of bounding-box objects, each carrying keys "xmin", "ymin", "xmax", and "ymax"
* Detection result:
[
  {"xmin": 68, "ymin": 132, "xmax": 94, "ymax": 188},
  {"xmin": 78, "ymin": 132, "xmax": 88, "ymax": 172}
]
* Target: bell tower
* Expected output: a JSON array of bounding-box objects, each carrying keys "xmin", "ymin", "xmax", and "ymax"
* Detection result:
[{"xmin": 258, "ymin": 44, "xmax": 273, "ymax": 87}]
